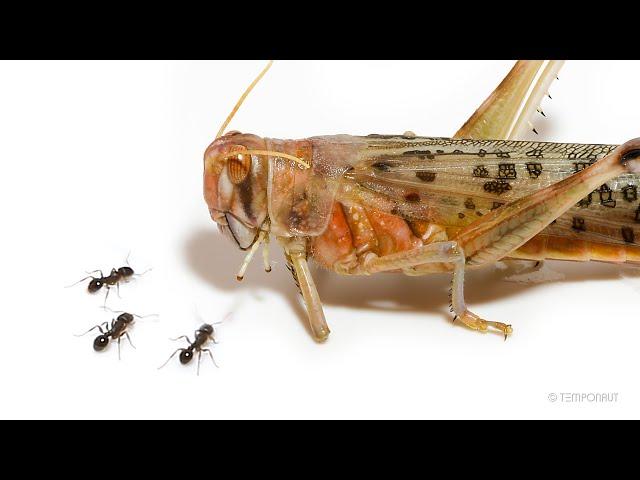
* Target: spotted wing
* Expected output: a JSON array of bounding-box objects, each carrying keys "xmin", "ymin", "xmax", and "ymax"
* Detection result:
[{"xmin": 341, "ymin": 135, "xmax": 638, "ymax": 248}]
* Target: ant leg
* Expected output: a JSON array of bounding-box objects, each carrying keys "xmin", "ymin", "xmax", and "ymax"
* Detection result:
[
  {"xmin": 117, "ymin": 336, "xmax": 122, "ymax": 360},
  {"xmin": 124, "ymin": 332, "xmax": 136, "ymax": 349},
  {"xmin": 197, "ymin": 350, "xmax": 202, "ymax": 376},
  {"xmin": 201, "ymin": 348, "xmax": 219, "ymax": 368},
  {"xmin": 158, "ymin": 349, "xmax": 183, "ymax": 370},
  {"xmin": 103, "ymin": 286, "xmax": 111, "ymax": 306},
  {"xmin": 74, "ymin": 324, "xmax": 106, "ymax": 337},
  {"xmin": 208, "ymin": 316, "xmax": 227, "ymax": 345},
  {"xmin": 116, "ymin": 281, "xmax": 121, "ymax": 299}
]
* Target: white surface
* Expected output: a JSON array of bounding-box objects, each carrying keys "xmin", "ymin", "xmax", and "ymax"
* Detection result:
[{"xmin": 1, "ymin": 60, "xmax": 639, "ymax": 419}]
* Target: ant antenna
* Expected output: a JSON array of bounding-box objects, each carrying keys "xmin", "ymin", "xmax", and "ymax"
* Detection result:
[
  {"xmin": 218, "ymin": 312, "xmax": 233, "ymax": 324},
  {"xmin": 134, "ymin": 267, "xmax": 153, "ymax": 277},
  {"xmin": 74, "ymin": 322, "xmax": 109, "ymax": 337},
  {"xmin": 65, "ymin": 276, "xmax": 92, "ymax": 288},
  {"xmin": 100, "ymin": 306, "xmax": 159, "ymax": 320},
  {"xmin": 124, "ymin": 251, "xmax": 152, "ymax": 277},
  {"xmin": 65, "ymin": 270, "xmax": 103, "ymax": 288},
  {"xmin": 216, "ymin": 60, "xmax": 273, "ymax": 140}
]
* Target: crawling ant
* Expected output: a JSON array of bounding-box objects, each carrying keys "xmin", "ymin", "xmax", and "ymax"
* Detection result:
[
  {"xmin": 158, "ymin": 323, "xmax": 220, "ymax": 375},
  {"xmin": 75, "ymin": 308, "xmax": 157, "ymax": 359},
  {"xmin": 67, "ymin": 254, "xmax": 150, "ymax": 304}
]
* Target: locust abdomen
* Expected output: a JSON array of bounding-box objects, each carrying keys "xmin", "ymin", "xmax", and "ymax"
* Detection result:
[{"xmin": 510, "ymin": 234, "xmax": 640, "ymax": 265}]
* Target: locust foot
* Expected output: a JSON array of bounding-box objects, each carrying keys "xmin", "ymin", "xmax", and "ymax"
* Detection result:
[{"xmin": 454, "ymin": 310, "xmax": 513, "ymax": 340}]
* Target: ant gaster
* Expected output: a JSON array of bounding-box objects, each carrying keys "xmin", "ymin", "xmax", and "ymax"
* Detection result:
[{"xmin": 158, "ymin": 323, "xmax": 220, "ymax": 375}]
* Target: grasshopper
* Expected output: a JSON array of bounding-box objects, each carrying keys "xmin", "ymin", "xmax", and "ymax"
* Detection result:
[{"xmin": 204, "ymin": 60, "xmax": 640, "ymax": 342}]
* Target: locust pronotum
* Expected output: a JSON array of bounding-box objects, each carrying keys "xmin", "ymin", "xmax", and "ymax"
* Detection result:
[{"xmin": 204, "ymin": 60, "xmax": 640, "ymax": 342}]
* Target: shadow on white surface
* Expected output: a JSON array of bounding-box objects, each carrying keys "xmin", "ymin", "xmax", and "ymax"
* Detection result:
[
  {"xmin": 184, "ymin": 228, "xmax": 311, "ymax": 335},
  {"xmin": 183, "ymin": 228, "xmax": 639, "ymax": 337}
]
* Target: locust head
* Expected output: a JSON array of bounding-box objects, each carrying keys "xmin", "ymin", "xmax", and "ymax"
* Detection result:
[
  {"xmin": 203, "ymin": 61, "xmax": 311, "ymax": 280},
  {"xmin": 204, "ymin": 131, "xmax": 270, "ymax": 250}
]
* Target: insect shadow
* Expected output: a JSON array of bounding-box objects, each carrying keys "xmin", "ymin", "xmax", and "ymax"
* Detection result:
[{"xmin": 184, "ymin": 228, "xmax": 637, "ymax": 335}]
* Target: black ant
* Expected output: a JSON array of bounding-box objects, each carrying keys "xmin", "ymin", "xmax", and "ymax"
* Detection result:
[
  {"xmin": 67, "ymin": 254, "xmax": 150, "ymax": 304},
  {"xmin": 75, "ymin": 308, "xmax": 157, "ymax": 359},
  {"xmin": 158, "ymin": 323, "xmax": 220, "ymax": 375}
]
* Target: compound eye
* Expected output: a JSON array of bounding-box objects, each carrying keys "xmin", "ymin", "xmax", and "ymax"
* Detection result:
[{"xmin": 227, "ymin": 146, "xmax": 251, "ymax": 185}]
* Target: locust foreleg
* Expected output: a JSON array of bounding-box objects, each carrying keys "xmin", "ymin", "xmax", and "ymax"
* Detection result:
[{"xmin": 281, "ymin": 237, "xmax": 330, "ymax": 342}]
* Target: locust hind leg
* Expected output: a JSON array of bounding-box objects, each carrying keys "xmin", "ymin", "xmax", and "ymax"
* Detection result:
[
  {"xmin": 454, "ymin": 60, "xmax": 564, "ymax": 140},
  {"xmin": 352, "ymin": 140, "xmax": 640, "ymax": 338}
]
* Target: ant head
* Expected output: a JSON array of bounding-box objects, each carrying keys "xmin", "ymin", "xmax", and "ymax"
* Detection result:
[
  {"xmin": 93, "ymin": 334, "xmax": 110, "ymax": 351},
  {"xmin": 199, "ymin": 324, "xmax": 214, "ymax": 336},
  {"xmin": 117, "ymin": 312, "xmax": 134, "ymax": 323},
  {"xmin": 179, "ymin": 350, "xmax": 193, "ymax": 365},
  {"xmin": 88, "ymin": 278, "xmax": 104, "ymax": 293},
  {"xmin": 118, "ymin": 266, "xmax": 134, "ymax": 278}
]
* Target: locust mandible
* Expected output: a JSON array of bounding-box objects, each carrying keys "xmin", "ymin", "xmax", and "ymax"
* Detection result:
[{"xmin": 204, "ymin": 60, "xmax": 640, "ymax": 342}]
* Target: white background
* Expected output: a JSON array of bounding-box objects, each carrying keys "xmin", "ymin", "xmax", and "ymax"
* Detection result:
[{"xmin": 1, "ymin": 60, "xmax": 639, "ymax": 419}]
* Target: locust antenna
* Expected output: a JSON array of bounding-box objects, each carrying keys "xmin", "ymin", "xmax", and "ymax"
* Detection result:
[
  {"xmin": 216, "ymin": 60, "xmax": 273, "ymax": 140},
  {"xmin": 220, "ymin": 149, "xmax": 310, "ymax": 169},
  {"xmin": 214, "ymin": 60, "xmax": 309, "ymax": 169}
]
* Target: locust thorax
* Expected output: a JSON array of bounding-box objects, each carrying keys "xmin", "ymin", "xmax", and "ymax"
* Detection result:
[{"xmin": 204, "ymin": 131, "xmax": 269, "ymax": 250}]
